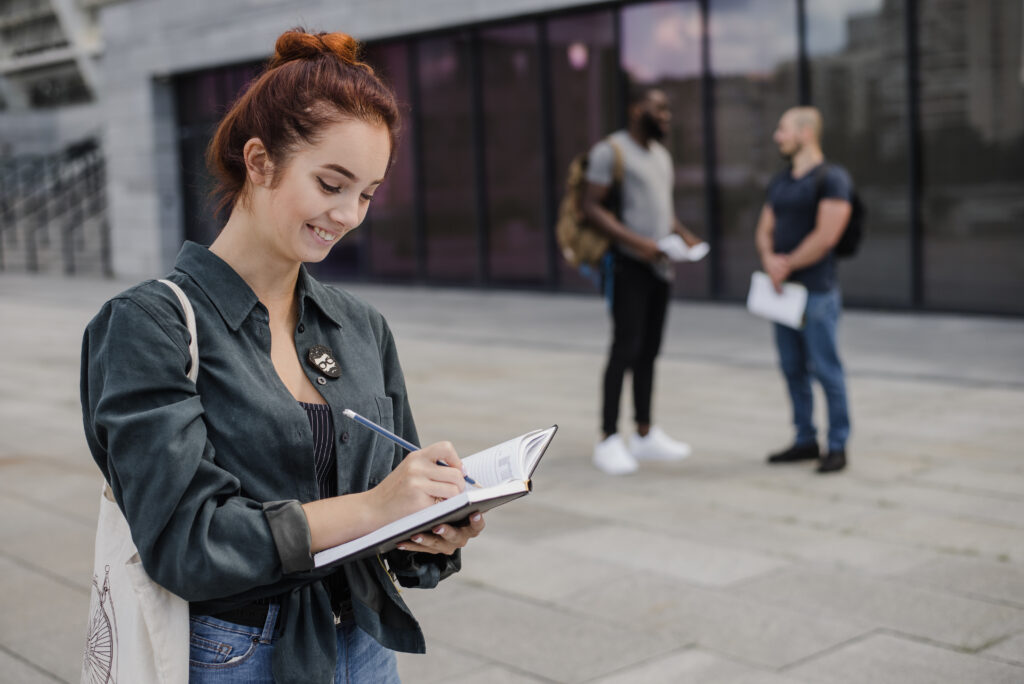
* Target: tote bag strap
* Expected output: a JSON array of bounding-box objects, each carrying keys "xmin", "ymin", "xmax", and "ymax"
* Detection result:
[{"xmin": 157, "ymin": 279, "xmax": 199, "ymax": 384}]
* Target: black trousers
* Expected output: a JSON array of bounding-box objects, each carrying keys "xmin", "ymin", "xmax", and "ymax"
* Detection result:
[{"xmin": 601, "ymin": 252, "xmax": 670, "ymax": 436}]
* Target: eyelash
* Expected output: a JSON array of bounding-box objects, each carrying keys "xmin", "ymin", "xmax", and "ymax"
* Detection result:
[{"xmin": 317, "ymin": 176, "xmax": 375, "ymax": 202}]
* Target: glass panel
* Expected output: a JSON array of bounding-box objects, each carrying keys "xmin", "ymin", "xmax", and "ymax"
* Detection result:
[
  {"xmin": 480, "ymin": 22, "xmax": 547, "ymax": 285},
  {"xmin": 621, "ymin": 0, "xmax": 707, "ymax": 298},
  {"xmin": 547, "ymin": 9, "xmax": 618, "ymax": 293},
  {"xmin": 806, "ymin": 0, "xmax": 911, "ymax": 306},
  {"xmin": 918, "ymin": 0, "xmax": 1024, "ymax": 314},
  {"xmin": 175, "ymin": 63, "xmax": 261, "ymax": 248},
  {"xmin": 710, "ymin": 0, "xmax": 800, "ymax": 300},
  {"xmin": 418, "ymin": 33, "xmax": 478, "ymax": 283},
  {"xmin": 359, "ymin": 41, "xmax": 417, "ymax": 280}
]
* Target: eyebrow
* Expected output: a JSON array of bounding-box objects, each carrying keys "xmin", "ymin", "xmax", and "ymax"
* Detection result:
[{"xmin": 321, "ymin": 163, "xmax": 384, "ymax": 186}]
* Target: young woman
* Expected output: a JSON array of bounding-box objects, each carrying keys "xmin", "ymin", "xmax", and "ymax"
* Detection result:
[{"xmin": 80, "ymin": 28, "xmax": 484, "ymax": 683}]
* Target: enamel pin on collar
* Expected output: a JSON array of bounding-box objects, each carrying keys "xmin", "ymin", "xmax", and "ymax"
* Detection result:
[{"xmin": 307, "ymin": 344, "xmax": 341, "ymax": 379}]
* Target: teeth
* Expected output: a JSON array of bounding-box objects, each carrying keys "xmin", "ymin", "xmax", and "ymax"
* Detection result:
[{"xmin": 311, "ymin": 225, "xmax": 337, "ymax": 242}]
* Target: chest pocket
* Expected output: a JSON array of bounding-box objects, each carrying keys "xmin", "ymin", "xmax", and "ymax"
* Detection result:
[{"xmin": 361, "ymin": 395, "xmax": 400, "ymax": 489}]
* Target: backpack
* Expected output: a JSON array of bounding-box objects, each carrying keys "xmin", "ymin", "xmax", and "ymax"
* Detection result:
[
  {"xmin": 555, "ymin": 139, "xmax": 624, "ymax": 269},
  {"xmin": 813, "ymin": 163, "xmax": 865, "ymax": 258}
]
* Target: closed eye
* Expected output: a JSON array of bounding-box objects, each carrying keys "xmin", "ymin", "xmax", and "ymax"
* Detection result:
[
  {"xmin": 316, "ymin": 177, "xmax": 341, "ymax": 194},
  {"xmin": 361, "ymin": 193, "xmax": 375, "ymax": 202}
]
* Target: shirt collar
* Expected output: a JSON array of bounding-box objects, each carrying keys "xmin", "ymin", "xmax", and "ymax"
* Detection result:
[
  {"xmin": 296, "ymin": 266, "xmax": 346, "ymax": 329},
  {"xmin": 173, "ymin": 242, "xmax": 260, "ymax": 331},
  {"xmin": 173, "ymin": 242, "xmax": 348, "ymax": 331}
]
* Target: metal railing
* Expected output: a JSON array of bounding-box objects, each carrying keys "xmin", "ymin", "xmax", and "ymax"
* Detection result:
[{"xmin": 0, "ymin": 137, "xmax": 111, "ymax": 276}]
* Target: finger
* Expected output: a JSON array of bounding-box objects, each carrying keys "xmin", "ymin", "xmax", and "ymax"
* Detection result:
[
  {"xmin": 422, "ymin": 441, "xmax": 466, "ymax": 478},
  {"xmin": 466, "ymin": 512, "xmax": 485, "ymax": 534},
  {"xmin": 395, "ymin": 533, "xmax": 457, "ymax": 555}
]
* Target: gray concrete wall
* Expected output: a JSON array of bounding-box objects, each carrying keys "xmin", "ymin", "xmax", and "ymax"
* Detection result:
[
  {"xmin": 0, "ymin": 103, "xmax": 102, "ymax": 156},
  {"xmin": 96, "ymin": 0, "xmax": 597, "ymax": 278}
]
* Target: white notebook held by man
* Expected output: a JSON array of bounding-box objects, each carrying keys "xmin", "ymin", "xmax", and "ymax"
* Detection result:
[{"xmin": 746, "ymin": 271, "xmax": 807, "ymax": 329}]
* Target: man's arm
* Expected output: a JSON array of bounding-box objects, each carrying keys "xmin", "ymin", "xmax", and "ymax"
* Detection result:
[
  {"xmin": 786, "ymin": 198, "xmax": 851, "ymax": 271},
  {"xmin": 755, "ymin": 203, "xmax": 790, "ymax": 292},
  {"xmin": 582, "ymin": 182, "xmax": 661, "ymax": 262},
  {"xmin": 672, "ymin": 218, "xmax": 703, "ymax": 247}
]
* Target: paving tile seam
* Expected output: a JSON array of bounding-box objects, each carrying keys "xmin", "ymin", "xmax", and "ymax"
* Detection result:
[
  {"xmin": 751, "ymin": 480, "xmax": 1024, "ymax": 529},
  {"xmin": 0, "ymin": 642, "xmax": 66, "ymax": 683},
  {"xmin": 0, "ymin": 548, "xmax": 91, "ymax": 595},
  {"xmin": 869, "ymin": 627, "xmax": 1024, "ymax": 664},
  {"xmin": 775, "ymin": 627, "xmax": 884, "ymax": 673},
  {"xmin": 450, "ymin": 576, "xmax": 665, "ymax": 632},
  {"xmin": 879, "ymin": 576, "xmax": 1024, "ymax": 612},
  {"xmin": 392, "ymin": 326, "xmax": 1024, "ymax": 391},
  {"xmin": 0, "ymin": 489, "xmax": 97, "ymax": 528},
  {"xmin": 574, "ymin": 644, "xmax": 703, "ymax": 684}
]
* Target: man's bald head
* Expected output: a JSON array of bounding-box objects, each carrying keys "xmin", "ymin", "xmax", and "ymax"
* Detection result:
[
  {"xmin": 773, "ymin": 106, "xmax": 824, "ymax": 159},
  {"xmin": 782, "ymin": 107, "xmax": 823, "ymax": 142}
]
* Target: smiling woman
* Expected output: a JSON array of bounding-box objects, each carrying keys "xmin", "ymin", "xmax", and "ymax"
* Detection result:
[{"xmin": 80, "ymin": 27, "xmax": 485, "ymax": 684}]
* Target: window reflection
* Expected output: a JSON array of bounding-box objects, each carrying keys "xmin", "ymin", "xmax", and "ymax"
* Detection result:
[
  {"xmin": 361, "ymin": 41, "xmax": 417, "ymax": 280},
  {"xmin": 481, "ymin": 23, "xmax": 547, "ymax": 285},
  {"xmin": 418, "ymin": 33, "xmax": 478, "ymax": 283},
  {"xmin": 806, "ymin": 0, "xmax": 911, "ymax": 306},
  {"xmin": 918, "ymin": 0, "xmax": 1024, "ymax": 313},
  {"xmin": 547, "ymin": 10, "xmax": 618, "ymax": 292},
  {"xmin": 621, "ymin": 0, "xmax": 707, "ymax": 298},
  {"xmin": 711, "ymin": 0, "xmax": 800, "ymax": 300}
]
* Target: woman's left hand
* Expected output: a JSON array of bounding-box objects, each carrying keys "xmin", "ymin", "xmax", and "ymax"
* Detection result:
[{"xmin": 395, "ymin": 512, "xmax": 486, "ymax": 555}]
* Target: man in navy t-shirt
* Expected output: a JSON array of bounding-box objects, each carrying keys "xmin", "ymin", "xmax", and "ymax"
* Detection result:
[{"xmin": 754, "ymin": 107, "xmax": 852, "ymax": 473}]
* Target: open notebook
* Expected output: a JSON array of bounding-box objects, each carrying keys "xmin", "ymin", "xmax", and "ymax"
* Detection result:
[{"xmin": 314, "ymin": 425, "xmax": 558, "ymax": 568}]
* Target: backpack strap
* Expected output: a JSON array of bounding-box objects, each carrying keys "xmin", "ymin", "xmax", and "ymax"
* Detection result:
[{"xmin": 157, "ymin": 279, "xmax": 199, "ymax": 384}]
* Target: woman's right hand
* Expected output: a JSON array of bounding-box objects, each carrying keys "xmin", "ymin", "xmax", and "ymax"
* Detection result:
[{"xmin": 370, "ymin": 441, "xmax": 467, "ymax": 521}]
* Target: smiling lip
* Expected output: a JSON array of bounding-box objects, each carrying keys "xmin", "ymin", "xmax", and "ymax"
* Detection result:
[{"xmin": 308, "ymin": 224, "xmax": 338, "ymax": 243}]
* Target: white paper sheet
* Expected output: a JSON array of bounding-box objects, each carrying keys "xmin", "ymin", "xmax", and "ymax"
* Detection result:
[
  {"xmin": 746, "ymin": 271, "xmax": 807, "ymax": 329},
  {"xmin": 657, "ymin": 235, "xmax": 710, "ymax": 262}
]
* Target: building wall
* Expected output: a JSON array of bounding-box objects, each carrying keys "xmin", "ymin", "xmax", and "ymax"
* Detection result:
[{"xmin": 96, "ymin": 0, "xmax": 595, "ymax": 276}]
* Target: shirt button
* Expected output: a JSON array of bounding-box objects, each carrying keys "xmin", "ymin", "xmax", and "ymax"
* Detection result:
[
  {"xmin": 297, "ymin": 324, "xmax": 305, "ymax": 333},
  {"xmin": 340, "ymin": 431, "xmax": 349, "ymax": 443},
  {"xmin": 316, "ymin": 376, "xmax": 327, "ymax": 386}
]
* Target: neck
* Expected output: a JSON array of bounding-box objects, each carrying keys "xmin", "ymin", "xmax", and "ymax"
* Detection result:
[
  {"xmin": 627, "ymin": 121, "xmax": 651, "ymax": 148},
  {"xmin": 210, "ymin": 207, "xmax": 301, "ymax": 308},
  {"xmin": 791, "ymin": 144, "xmax": 824, "ymax": 177}
]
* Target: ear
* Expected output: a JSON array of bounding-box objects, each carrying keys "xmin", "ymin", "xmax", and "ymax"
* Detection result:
[{"xmin": 242, "ymin": 138, "xmax": 274, "ymax": 188}]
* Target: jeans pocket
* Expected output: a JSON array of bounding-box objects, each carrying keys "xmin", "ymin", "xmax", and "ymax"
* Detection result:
[{"xmin": 188, "ymin": 616, "xmax": 260, "ymax": 670}]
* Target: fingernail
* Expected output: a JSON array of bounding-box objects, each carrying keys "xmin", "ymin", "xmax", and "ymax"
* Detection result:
[
  {"xmin": 396, "ymin": 545, "xmax": 406, "ymax": 551},
  {"xmin": 471, "ymin": 513, "xmax": 482, "ymax": 522},
  {"xmin": 412, "ymin": 536, "xmax": 423, "ymax": 544},
  {"xmin": 433, "ymin": 526, "xmax": 444, "ymax": 535}
]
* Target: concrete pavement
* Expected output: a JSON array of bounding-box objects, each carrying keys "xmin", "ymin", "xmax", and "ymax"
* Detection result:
[{"xmin": 1, "ymin": 271, "xmax": 1022, "ymax": 683}]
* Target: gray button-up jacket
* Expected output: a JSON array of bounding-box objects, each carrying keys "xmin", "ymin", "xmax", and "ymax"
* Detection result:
[{"xmin": 80, "ymin": 242, "xmax": 459, "ymax": 682}]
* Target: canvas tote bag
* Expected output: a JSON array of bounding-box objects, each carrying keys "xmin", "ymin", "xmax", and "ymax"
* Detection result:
[{"xmin": 82, "ymin": 279, "xmax": 197, "ymax": 684}]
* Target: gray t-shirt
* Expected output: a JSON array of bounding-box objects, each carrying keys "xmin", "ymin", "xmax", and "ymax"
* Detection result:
[{"xmin": 586, "ymin": 130, "xmax": 674, "ymax": 280}]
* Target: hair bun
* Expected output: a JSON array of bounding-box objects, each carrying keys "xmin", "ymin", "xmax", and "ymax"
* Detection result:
[{"xmin": 269, "ymin": 28, "xmax": 362, "ymax": 69}]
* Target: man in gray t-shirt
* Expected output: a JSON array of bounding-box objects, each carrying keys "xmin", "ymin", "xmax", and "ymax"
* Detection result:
[{"xmin": 582, "ymin": 87, "xmax": 705, "ymax": 475}]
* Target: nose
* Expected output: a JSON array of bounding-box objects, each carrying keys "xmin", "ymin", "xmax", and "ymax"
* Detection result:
[{"xmin": 327, "ymin": 199, "xmax": 360, "ymax": 232}]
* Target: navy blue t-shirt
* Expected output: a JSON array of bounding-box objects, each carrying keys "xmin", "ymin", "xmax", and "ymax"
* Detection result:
[{"xmin": 767, "ymin": 163, "xmax": 852, "ymax": 292}]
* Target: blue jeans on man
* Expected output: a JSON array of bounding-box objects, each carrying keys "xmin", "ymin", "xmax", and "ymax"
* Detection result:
[{"xmin": 773, "ymin": 287, "xmax": 850, "ymax": 454}]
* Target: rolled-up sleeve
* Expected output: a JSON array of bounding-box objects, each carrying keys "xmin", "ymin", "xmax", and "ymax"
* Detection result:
[{"xmin": 81, "ymin": 296, "xmax": 311, "ymax": 601}]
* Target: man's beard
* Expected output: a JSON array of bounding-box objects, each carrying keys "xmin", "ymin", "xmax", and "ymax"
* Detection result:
[{"xmin": 642, "ymin": 113, "xmax": 667, "ymax": 141}]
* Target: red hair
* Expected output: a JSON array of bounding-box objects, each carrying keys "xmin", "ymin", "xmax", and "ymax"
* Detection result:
[{"xmin": 206, "ymin": 28, "xmax": 401, "ymax": 213}]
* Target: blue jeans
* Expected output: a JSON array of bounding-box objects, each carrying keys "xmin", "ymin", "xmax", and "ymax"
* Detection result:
[
  {"xmin": 773, "ymin": 288, "xmax": 850, "ymax": 452},
  {"xmin": 188, "ymin": 605, "xmax": 400, "ymax": 683}
]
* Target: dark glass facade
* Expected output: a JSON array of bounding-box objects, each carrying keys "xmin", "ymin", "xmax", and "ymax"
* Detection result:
[{"xmin": 175, "ymin": 0, "xmax": 1024, "ymax": 315}]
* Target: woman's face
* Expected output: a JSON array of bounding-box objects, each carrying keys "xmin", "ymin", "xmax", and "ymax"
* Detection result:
[{"xmin": 257, "ymin": 117, "xmax": 391, "ymax": 264}]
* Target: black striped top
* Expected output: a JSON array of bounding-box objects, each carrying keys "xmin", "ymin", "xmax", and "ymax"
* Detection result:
[{"xmin": 299, "ymin": 401, "xmax": 337, "ymax": 499}]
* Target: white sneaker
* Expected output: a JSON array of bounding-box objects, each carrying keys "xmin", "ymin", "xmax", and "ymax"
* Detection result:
[
  {"xmin": 593, "ymin": 434, "xmax": 638, "ymax": 475},
  {"xmin": 629, "ymin": 427, "xmax": 692, "ymax": 461}
]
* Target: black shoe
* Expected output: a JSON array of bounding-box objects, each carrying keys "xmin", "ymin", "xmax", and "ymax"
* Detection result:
[
  {"xmin": 816, "ymin": 450, "xmax": 847, "ymax": 473},
  {"xmin": 767, "ymin": 442, "xmax": 820, "ymax": 464}
]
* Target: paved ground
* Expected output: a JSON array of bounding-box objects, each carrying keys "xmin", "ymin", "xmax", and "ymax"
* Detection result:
[{"xmin": 1, "ymin": 271, "xmax": 1023, "ymax": 683}]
